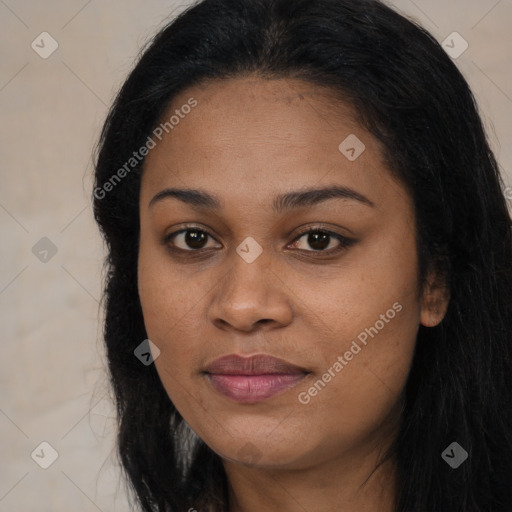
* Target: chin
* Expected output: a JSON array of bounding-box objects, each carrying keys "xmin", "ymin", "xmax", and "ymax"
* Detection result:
[{"xmin": 204, "ymin": 430, "xmax": 318, "ymax": 470}]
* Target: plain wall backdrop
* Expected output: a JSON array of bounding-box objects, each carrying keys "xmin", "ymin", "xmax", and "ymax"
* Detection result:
[{"xmin": 1, "ymin": 0, "xmax": 511, "ymax": 510}]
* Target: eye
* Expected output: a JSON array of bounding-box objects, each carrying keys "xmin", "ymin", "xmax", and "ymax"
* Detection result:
[
  {"xmin": 288, "ymin": 228, "xmax": 353, "ymax": 254},
  {"xmin": 163, "ymin": 227, "xmax": 219, "ymax": 252},
  {"xmin": 163, "ymin": 225, "xmax": 354, "ymax": 256}
]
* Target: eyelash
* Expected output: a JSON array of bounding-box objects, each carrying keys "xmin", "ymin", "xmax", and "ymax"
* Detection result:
[{"xmin": 162, "ymin": 224, "xmax": 355, "ymax": 257}]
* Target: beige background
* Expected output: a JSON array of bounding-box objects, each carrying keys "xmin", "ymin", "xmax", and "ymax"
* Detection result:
[{"xmin": 0, "ymin": 1, "xmax": 511, "ymax": 510}]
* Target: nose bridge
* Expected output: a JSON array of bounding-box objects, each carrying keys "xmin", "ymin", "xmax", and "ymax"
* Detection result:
[
  {"xmin": 224, "ymin": 238, "xmax": 273, "ymax": 303},
  {"xmin": 210, "ymin": 238, "xmax": 292, "ymax": 330}
]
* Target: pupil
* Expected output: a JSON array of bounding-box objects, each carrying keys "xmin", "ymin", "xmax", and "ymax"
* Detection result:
[
  {"xmin": 186, "ymin": 230, "xmax": 206, "ymax": 249},
  {"xmin": 309, "ymin": 231, "xmax": 329, "ymax": 250}
]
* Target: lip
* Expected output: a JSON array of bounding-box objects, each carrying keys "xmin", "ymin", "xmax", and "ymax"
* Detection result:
[{"xmin": 203, "ymin": 354, "xmax": 310, "ymax": 403}]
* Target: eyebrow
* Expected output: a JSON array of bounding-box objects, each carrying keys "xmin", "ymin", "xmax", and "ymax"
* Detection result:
[{"xmin": 148, "ymin": 185, "xmax": 375, "ymax": 212}]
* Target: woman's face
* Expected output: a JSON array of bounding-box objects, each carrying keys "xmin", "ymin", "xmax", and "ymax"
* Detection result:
[{"xmin": 138, "ymin": 77, "xmax": 446, "ymax": 470}]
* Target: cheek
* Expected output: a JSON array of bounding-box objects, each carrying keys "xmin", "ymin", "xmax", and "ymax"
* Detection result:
[
  {"xmin": 300, "ymin": 230, "xmax": 420, "ymax": 365},
  {"xmin": 137, "ymin": 224, "xmax": 202, "ymax": 330},
  {"xmin": 138, "ymin": 256, "xmax": 206, "ymax": 419},
  {"xmin": 292, "ymin": 305, "xmax": 419, "ymax": 462},
  {"xmin": 293, "ymin": 228, "xmax": 421, "ymax": 435},
  {"xmin": 137, "ymin": 236, "xmax": 202, "ymax": 369}
]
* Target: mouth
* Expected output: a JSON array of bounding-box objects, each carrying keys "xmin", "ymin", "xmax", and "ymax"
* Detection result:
[{"xmin": 203, "ymin": 354, "xmax": 311, "ymax": 403}]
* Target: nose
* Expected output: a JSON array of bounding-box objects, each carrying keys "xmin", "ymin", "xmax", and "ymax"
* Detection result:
[{"xmin": 208, "ymin": 246, "xmax": 294, "ymax": 333}]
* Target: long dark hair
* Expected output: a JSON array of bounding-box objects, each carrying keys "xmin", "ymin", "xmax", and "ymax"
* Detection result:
[{"xmin": 93, "ymin": 0, "xmax": 512, "ymax": 510}]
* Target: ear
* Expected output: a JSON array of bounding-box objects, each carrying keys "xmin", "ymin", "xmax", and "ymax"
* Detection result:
[{"xmin": 420, "ymin": 268, "xmax": 450, "ymax": 327}]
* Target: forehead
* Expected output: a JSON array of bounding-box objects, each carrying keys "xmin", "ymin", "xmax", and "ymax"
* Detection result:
[
  {"xmin": 141, "ymin": 77, "xmax": 398, "ymax": 209},
  {"xmin": 166, "ymin": 76, "xmax": 362, "ymax": 144}
]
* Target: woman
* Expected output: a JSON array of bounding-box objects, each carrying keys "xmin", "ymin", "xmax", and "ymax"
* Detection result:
[{"xmin": 93, "ymin": 0, "xmax": 512, "ymax": 510}]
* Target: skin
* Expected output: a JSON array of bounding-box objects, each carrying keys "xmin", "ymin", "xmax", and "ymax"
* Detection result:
[{"xmin": 137, "ymin": 77, "xmax": 449, "ymax": 512}]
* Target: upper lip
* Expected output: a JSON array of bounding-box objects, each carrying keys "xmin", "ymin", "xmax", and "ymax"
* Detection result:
[{"xmin": 204, "ymin": 354, "xmax": 309, "ymax": 375}]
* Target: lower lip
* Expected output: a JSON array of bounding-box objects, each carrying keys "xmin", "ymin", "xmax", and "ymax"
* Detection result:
[{"xmin": 206, "ymin": 373, "xmax": 308, "ymax": 403}]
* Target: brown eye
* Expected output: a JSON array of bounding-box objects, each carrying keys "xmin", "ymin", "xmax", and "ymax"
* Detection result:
[
  {"xmin": 165, "ymin": 228, "xmax": 218, "ymax": 251},
  {"xmin": 289, "ymin": 229, "xmax": 351, "ymax": 253},
  {"xmin": 163, "ymin": 226, "xmax": 354, "ymax": 257},
  {"xmin": 305, "ymin": 231, "xmax": 330, "ymax": 250}
]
